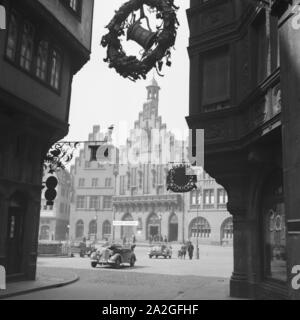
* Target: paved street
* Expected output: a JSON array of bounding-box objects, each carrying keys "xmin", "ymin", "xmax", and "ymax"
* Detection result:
[{"xmin": 7, "ymin": 245, "xmax": 236, "ymax": 300}]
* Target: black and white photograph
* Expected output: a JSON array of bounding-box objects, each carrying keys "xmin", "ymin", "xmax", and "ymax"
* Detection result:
[{"xmin": 0, "ymin": 0, "xmax": 300, "ymax": 310}]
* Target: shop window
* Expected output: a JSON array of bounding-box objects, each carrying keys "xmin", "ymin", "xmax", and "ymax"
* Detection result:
[{"xmin": 262, "ymin": 172, "xmax": 287, "ymax": 282}]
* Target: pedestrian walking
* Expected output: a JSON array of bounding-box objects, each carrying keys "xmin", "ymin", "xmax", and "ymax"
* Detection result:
[
  {"xmin": 132, "ymin": 234, "xmax": 136, "ymax": 244},
  {"xmin": 181, "ymin": 243, "xmax": 187, "ymax": 259},
  {"xmin": 187, "ymin": 242, "xmax": 194, "ymax": 260}
]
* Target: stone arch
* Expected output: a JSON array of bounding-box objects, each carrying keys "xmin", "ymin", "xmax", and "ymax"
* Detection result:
[
  {"xmin": 88, "ymin": 220, "xmax": 97, "ymax": 239},
  {"xmin": 121, "ymin": 213, "xmax": 134, "ymax": 240},
  {"xmin": 146, "ymin": 212, "xmax": 161, "ymax": 240},
  {"xmin": 220, "ymin": 217, "xmax": 233, "ymax": 244}
]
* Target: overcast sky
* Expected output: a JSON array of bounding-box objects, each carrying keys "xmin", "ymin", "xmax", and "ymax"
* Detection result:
[{"xmin": 65, "ymin": 0, "xmax": 190, "ymax": 145}]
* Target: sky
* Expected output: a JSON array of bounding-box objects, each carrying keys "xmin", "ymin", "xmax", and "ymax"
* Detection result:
[{"xmin": 65, "ymin": 0, "xmax": 190, "ymax": 146}]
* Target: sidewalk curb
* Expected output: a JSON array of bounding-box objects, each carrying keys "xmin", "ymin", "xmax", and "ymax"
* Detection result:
[{"xmin": 0, "ymin": 272, "xmax": 79, "ymax": 299}]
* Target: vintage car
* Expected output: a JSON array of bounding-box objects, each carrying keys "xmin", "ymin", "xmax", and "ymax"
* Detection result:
[
  {"xmin": 148, "ymin": 244, "xmax": 172, "ymax": 259},
  {"xmin": 90, "ymin": 243, "xmax": 136, "ymax": 268}
]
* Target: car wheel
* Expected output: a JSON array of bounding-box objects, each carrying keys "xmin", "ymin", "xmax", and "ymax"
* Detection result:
[
  {"xmin": 91, "ymin": 262, "xmax": 97, "ymax": 268},
  {"xmin": 130, "ymin": 257, "xmax": 135, "ymax": 267},
  {"xmin": 115, "ymin": 258, "xmax": 121, "ymax": 269}
]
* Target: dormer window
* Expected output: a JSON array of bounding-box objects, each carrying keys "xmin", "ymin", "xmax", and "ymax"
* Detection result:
[{"xmin": 60, "ymin": 0, "xmax": 82, "ymax": 18}]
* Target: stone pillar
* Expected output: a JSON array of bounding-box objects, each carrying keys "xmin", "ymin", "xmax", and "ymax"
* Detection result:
[
  {"xmin": 230, "ymin": 213, "xmax": 250, "ymax": 298},
  {"xmin": 278, "ymin": 1, "xmax": 300, "ymax": 300},
  {"xmin": 0, "ymin": 194, "xmax": 8, "ymax": 269}
]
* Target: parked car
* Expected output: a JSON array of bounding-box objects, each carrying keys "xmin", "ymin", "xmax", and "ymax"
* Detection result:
[
  {"xmin": 148, "ymin": 244, "xmax": 172, "ymax": 259},
  {"xmin": 90, "ymin": 243, "xmax": 136, "ymax": 268}
]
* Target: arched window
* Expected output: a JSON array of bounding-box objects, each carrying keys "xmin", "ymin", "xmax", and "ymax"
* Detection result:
[
  {"xmin": 75, "ymin": 220, "xmax": 84, "ymax": 239},
  {"xmin": 221, "ymin": 217, "xmax": 233, "ymax": 241},
  {"xmin": 102, "ymin": 220, "xmax": 111, "ymax": 239},
  {"xmin": 189, "ymin": 217, "xmax": 211, "ymax": 238},
  {"xmin": 40, "ymin": 225, "xmax": 50, "ymax": 240},
  {"xmin": 88, "ymin": 220, "xmax": 97, "ymax": 236}
]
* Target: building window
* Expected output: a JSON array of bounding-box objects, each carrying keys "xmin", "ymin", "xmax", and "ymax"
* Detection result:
[
  {"xmin": 76, "ymin": 195, "xmax": 85, "ymax": 209},
  {"xmin": 5, "ymin": 11, "xmax": 63, "ymax": 91},
  {"xmin": 20, "ymin": 21, "xmax": 35, "ymax": 71},
  {"xmin": 75, "ymin": 220, "xmax": 84, "ymax": 238},
  {"xmin": 89, "ymin": 196, "xmax": 99, "ymax": 209},
  {"xmin": 217, "ymin": 189, "xmax": 228, "ymax": 204},
  {"xmin": 35, "ymin": 40, "xmax": 49, "ymax": 81},
  {"xmin": 78, "ymin": 178, "xmax": 85, "ymax": 187},
  {"xmin": 105, "ymin": 178, "xmax": 112, "ymax": 187},
  {"xmin": 102, "ymin": 220, "xmax": 111, "ymax": 239},
  {"xmin": 131, "ymin": 168, "xmax": 137, "ymax": 187},
  {"xmin": 190, "ymin": 190, "xmax": 201, "ymax": 206},
  {"xmin": 103, "ymin": 196, "xmax": 112, "ymax": 209},
  {"xmin": 6, "ymin": 13, "xmax": 18, "ymax": 61},
  {"xmin": 202, "ymin": 49, "xmax": 230, "ymax": 105},
  {"xmin": 253, "ymin": 11, "xmax": 267, "ymax": 84},
  {"xmin": 92, "ymin": 178, "xmax": 98, "ymax": 187},
  {"xmin": 60, "ymin": 0, "xmax": 82, "ymax": 17},
  {"xmin": 88, "ymin": 220, "xmax": 97, "ymax": 236},
  {"xmin": 120, "ymin": 176, "xmax": 126, "ymax": 195},
  {"xmin": 189, "ymin": 217, "xmax": 211, "ymax": 238},
  {"xmin": 157, "ymin": 165, "xmax": 163, "ymax": 185},
  {"xmin": 49, "ymin": 49, "xmax": 62, "ymax": 90},
  {"xmin": 204, "ymin": 189, "xmax": 214, "ymax": 205}
]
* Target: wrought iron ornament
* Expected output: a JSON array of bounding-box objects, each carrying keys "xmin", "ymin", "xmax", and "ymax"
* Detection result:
[
  {"xmin": 44, "ymin": 142, "xmax": 80, "ymax": 173},
  {"xmin": 166, "ymin": 164, "xmax": 197, "ymax": 193},
  {"xmin": 101, "ymin": 0, "xmax": 179, "ymax": 81}
]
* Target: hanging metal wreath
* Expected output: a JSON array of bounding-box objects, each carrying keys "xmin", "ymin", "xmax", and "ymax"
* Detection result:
[
  {"xmin": 101, "ymin": 0, "xmax": 179, "ymax": 81},
  {"xmin": 166, "ymin": 164, "xmax": 197, "ymax": 193}
]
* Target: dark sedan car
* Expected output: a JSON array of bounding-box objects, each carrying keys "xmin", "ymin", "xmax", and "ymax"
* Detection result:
[{"xmin": 90, "ymin": 243, "xmax": 136, "ymax": 268}]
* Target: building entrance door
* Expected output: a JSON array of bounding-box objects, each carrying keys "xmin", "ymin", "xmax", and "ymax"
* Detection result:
[
  {"xmin": 6, "ymin": 206, "xmax": 24, "ymax": 275},
  {"xmin": 149, "ymin": 225, "xmax": 159, "ymax": 238}
]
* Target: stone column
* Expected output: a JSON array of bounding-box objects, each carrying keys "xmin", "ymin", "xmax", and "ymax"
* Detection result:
[{"xmin": 230, "ymin": 212, "xmax": 250, "ymax": 298}]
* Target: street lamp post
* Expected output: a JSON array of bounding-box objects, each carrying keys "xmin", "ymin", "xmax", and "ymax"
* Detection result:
[
  {"xmin": 196, "ymin": 186, "xmax": 202, "ymax": 260},
  {"xmin": 159, "ymin": 213, "xmax": 162, "ymax": 241}
]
